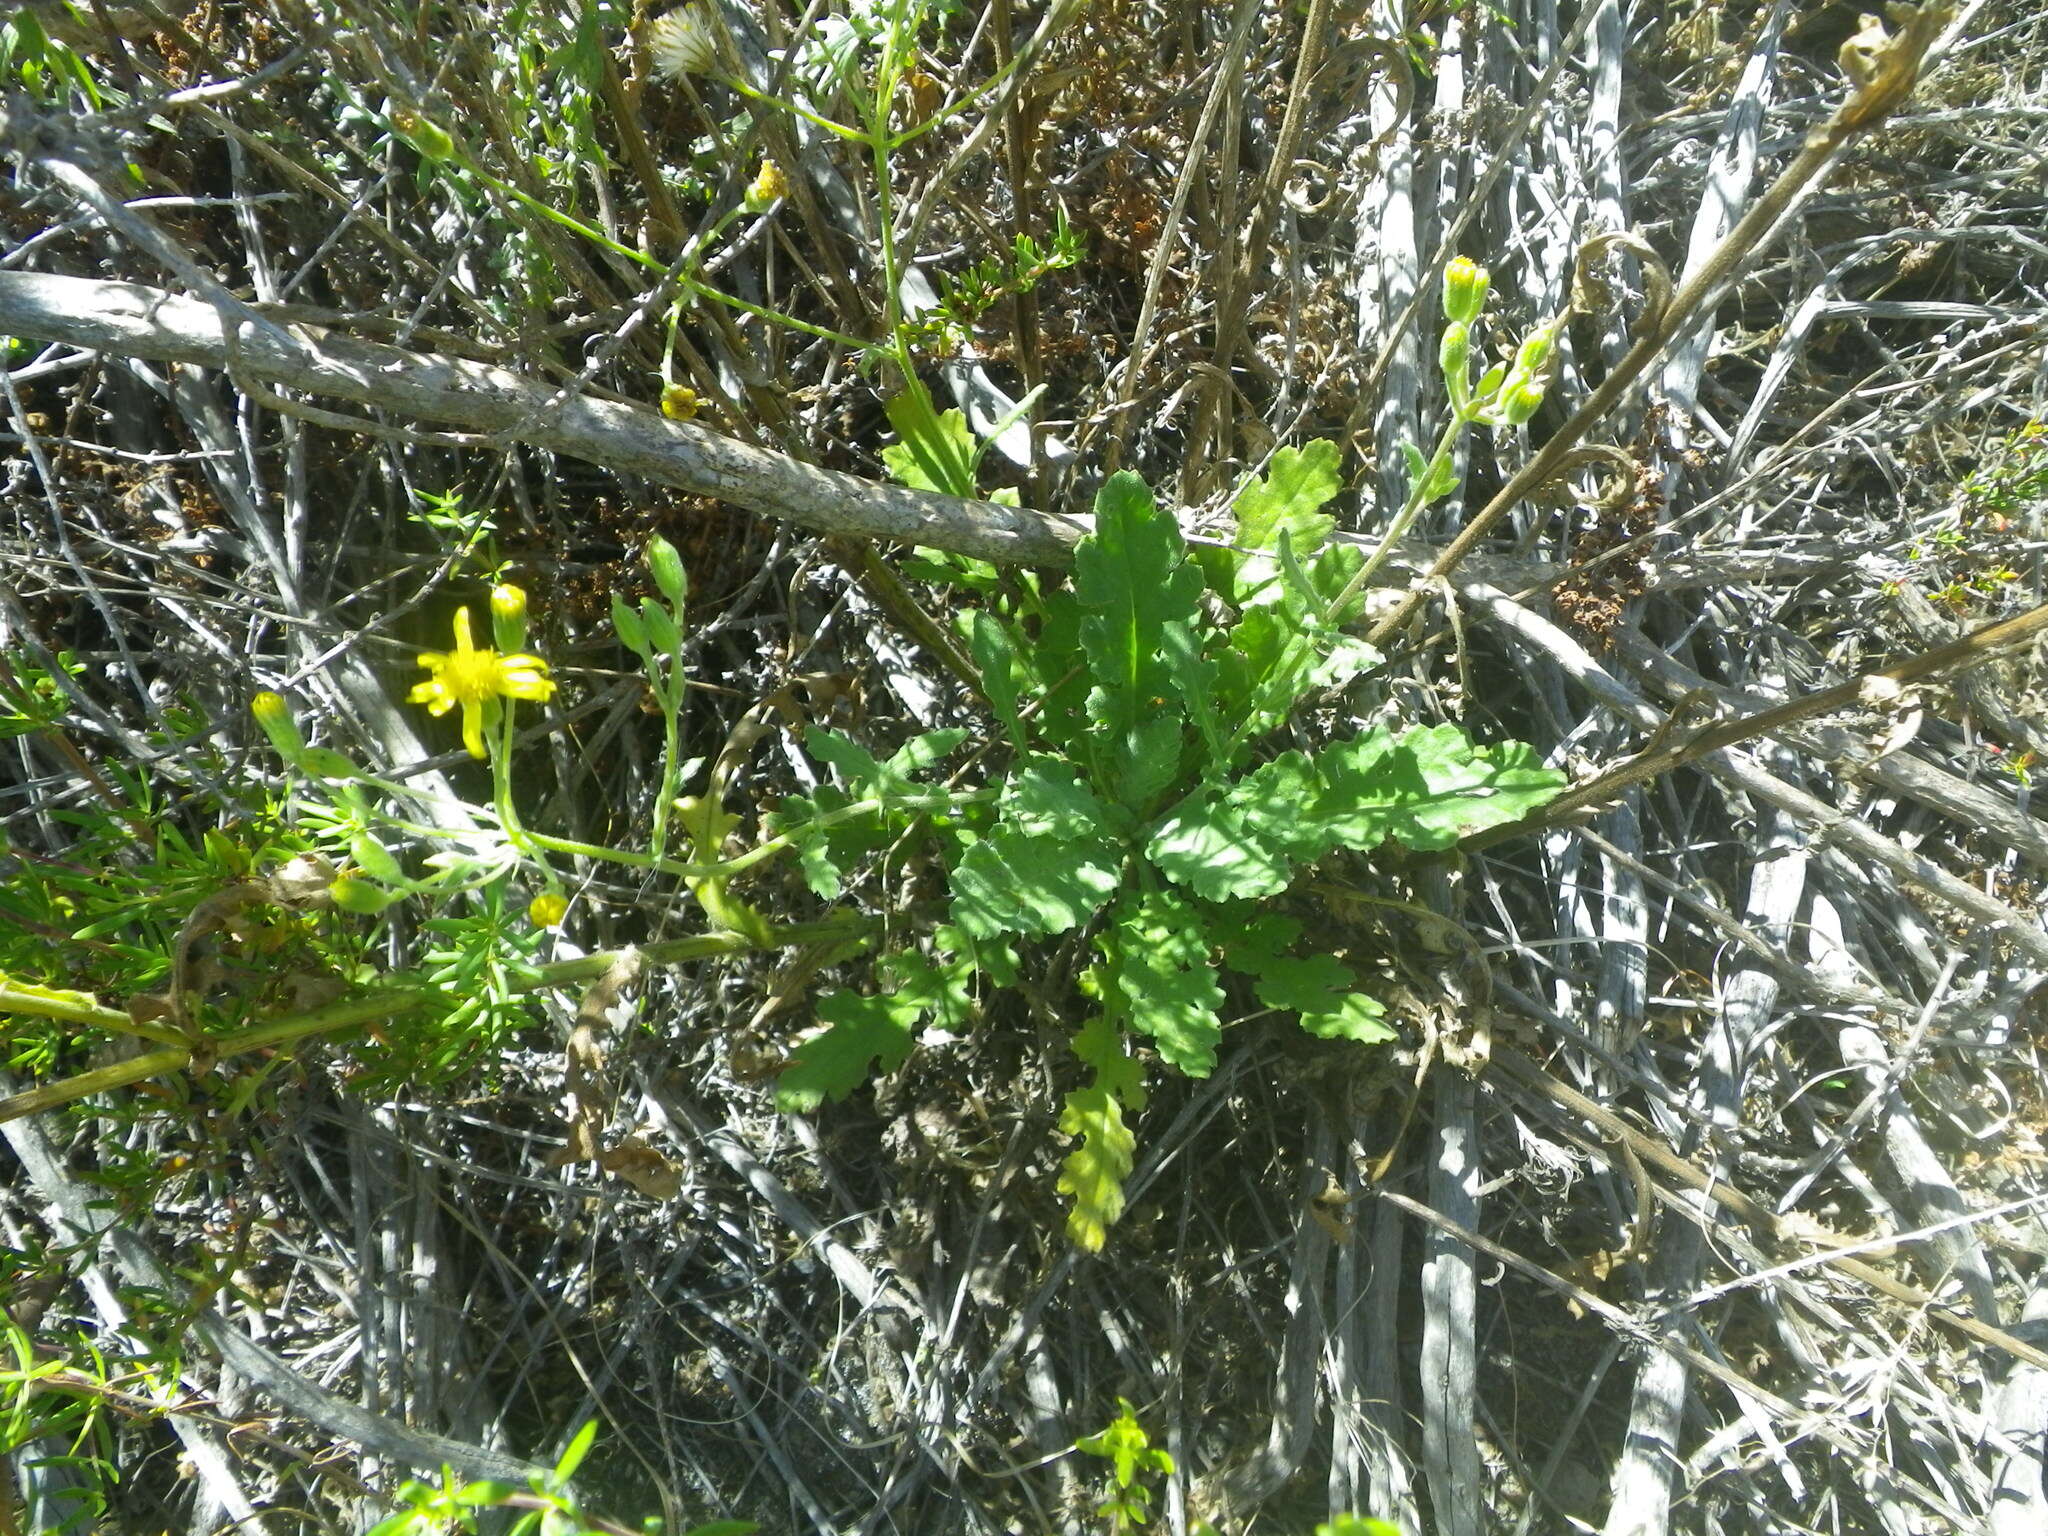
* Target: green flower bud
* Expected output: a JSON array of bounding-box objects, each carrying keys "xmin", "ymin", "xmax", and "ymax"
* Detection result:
[
  {"xmin": 1443, "ymin": 256, "xmax": 1489, "ymax": 325},
  {"xmin": 392, "ymin": 109, "xmax": 456, "ymax": 164},
  {"xmin": 251, "ymin": 691, "xmax": 305, "ymax": 761},
  {"xmin": 1438, "ymin": 320, "xmax": 1471, "ymax": 411},
  {"xmin": 1512, "ymin": 320, "xmax": 1559, "ymax": 376},
  {"xmin": 490, "ymin": 582, "xmax": 530, "ymax": 652},
  {"xmin": 646, "ymin": 536, "xmax": 688, "ymax": 609},
  {"xmin": 641, "ymin": 597, "xmax": 681, "ymax": 657},
  {"xmin": 329, "ymin": 877, "xmax": 396, "ymax": 915},
  {"xmin": 1497, "ymin": 380, "xmax": 1548, "ymax": 427},
  {"xmin": 610, "ymin": 590, "xmax": 651, "ymax": 657}
]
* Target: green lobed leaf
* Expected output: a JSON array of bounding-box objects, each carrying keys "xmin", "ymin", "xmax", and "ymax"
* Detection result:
[
  {"xmin": 1401, "ymin": 441, "xmax": 1429, "ymax": 495},
  {"xmin": 934, "ymin": 922, "xmax": 1018, "ymax": 988},
  {"xmin": 1218, "ymin": 606, "xmax": 1324, "ymax": 738},
  {"xmin": 1016, "ymin": 588, "xmax": 1092, "ymax": 754},
  {"xmin": 1158, "ymin": 618, "xmax": 1226, "ymax": 770},
  {"xmin": 1109, "ymin": 889, "xmax": 1224, "ymax": 1076},
  {"xmin": 1243, "ymin": 952, "xmax": 1391, "ymax": 1043},
  {"xmin": 1207, "ymin": 440, "xmax": 1344, "ymax": 606},
  {"xmin": 882, "ymin": 393, "xmax": 977, "ymax": 497},
  {"xmin": 1212, "ymin": 911, "xmax": 1393, "ymax": 1044},
  {"xmin": 802, "ymin": 726, "xmax": 886, "ymax": 785},
  {"xmin": 1058, "ymin": 1082, "xmax": 1135, "ymax": 1253},
  {"xmin": 1145, "ymin": 786, "xmax": 1295, "ymax": 902},
  {"xmin": 775, "ymin": 982, "xmax": 923, "ymax": 1112},
  {"xmin": 765, "ymin": 786, "xmax": 865, "ymax": 899},
  {"xmin": 1002, "ymin": 756, "xmax": 1119, "ymax": 840},
  {"xmin": 949, "ymin": 827, "xmax": 1124, "ymax": 940},
  {"xmin": 1352, "ymin": 724, "xmax": 1565, "ymax": 850},
  {"xmin": 1075, "ymin": 473, "xmax": 1202, "ymax": 808},
  {"xmin": 803, "ymin": 725, "xmax": 966, "ymax": 805},
  {"xmin": 889, "ymin": 946, "xmax": 982, "ymax": 1032},
  {"xmin": 1087, "ymin": 703, "xmax": 1183, "ymax": 810}
]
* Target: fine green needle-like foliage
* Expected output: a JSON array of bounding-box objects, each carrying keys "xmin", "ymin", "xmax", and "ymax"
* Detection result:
[{"xmin": 777, "ymin": 442, "xmax": 1566, "ymax": 1247}]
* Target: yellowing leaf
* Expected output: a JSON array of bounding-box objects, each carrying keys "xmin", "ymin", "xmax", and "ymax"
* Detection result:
[{"xmin": 1058, "ymin": 1083, "xmax": 1135, "ymax": 1251}]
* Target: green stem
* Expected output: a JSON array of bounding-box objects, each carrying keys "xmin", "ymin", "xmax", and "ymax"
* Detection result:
[
  {"xmin": 489, "ymin": 704, "xmax": 557, "ymax": 893},
  {"xmin": 721, "ymin": 75, "xmax": 865, "ymax": 142},
  {"xmin": 531, "ymin": 785, "xmax": 988, "ymax": 881},
  {"xmin": 0, "ymin": 911, "xmax": 885, "ymax": 1126},
  {"xmin": 646, "ymin": 675, "xmax": 683, "ymax": 864},
  {"xmin": 1325, "ymin": 408, "xmax": 1471, "ymax": 624},
  {"xmin": 684, "ymin": 277, "xmax": 878, "ymax": 354}
]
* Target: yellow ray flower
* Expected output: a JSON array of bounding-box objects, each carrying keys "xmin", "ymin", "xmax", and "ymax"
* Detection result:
[{"xmin": 410, "ymin": 605, "xmax": 556, "ymax": 759}]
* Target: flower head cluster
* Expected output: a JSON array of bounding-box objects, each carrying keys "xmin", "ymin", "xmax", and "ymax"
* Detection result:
[
  {"xmin": 409, "ymin": 597, "xmax": 556, "ymax": 759},
  {"xmin": 1435, "ymin": 255, "xmax": 1561, "ymax": 429},
  {"xmin": 647, "ymin": 4, "xmax": 718, "ymax": 81},
  {"xmin": 744, "ymin": 158, "xmax": 788, "ymax": 214}
]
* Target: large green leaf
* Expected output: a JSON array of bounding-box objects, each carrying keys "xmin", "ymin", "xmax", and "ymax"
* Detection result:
[
  {"xmin": 1319, "ymin": 724, "xmax": 1566, "ymax": 851},
  {"xmin": 1146, "ymin": 785, "xmax": 1295, "ymax": 902},
  {"xmin": 1075, "ymin": 473, "xmax": 1201, "ymax": 808},
  {"xmin": 1110, "ymin": 889, "xmax": 1225, "ymax": 1076},
  {"xmin": 1003, "ymin": 755, "xmax": 1119, "ymax": 840},
  {"xmin": 950, "ymin": 827, "xmax": 1124, "ymax": 939}
]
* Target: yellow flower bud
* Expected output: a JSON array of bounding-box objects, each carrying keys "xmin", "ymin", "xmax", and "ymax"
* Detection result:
[
  {"xmin": 490, "ymin": 582, "xmax": 529, "ymax": 652},
  {"xmin": 528, "ymin": 892, "xmax": 570, "ymax": 929},
  {"xmin": 744, "ymin": 158, "xmax": 788, "ymax": 215},
  {"xmin": 1497, "ymin": 380, "xmax": 1548, "ymax": 427},
  {"xmin": 1438, "ymin": 320, "xmax": 1471, "ymax": 411},
  {"xmin": 251, "ymin": 691, "xmax": 305, "ymax": 760},
  {"xmin": 1443, "ymin": 256, "xmax": 1489, "ymax": 325},
  {"xmin": 661, "ymin": 383, "xmax": 701, "ymax": 421}
]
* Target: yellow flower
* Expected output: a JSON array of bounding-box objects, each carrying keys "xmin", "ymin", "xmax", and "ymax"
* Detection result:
[
  {"xmin": 744, "ymin": 157, "xmax": 788, "ymax": 214},
  {"xmin": 409, "ymin": 606, "xmax": 556, "ymax": 759},
  {"xmin": 528, "ymin": 892, "xmax": 569, "ymax": 929}
]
